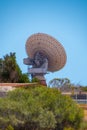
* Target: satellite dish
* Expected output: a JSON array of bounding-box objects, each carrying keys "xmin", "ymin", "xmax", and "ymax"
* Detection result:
[{"xmin": 23, "ymin": 33, "xmax": 67, "ymax": 85}]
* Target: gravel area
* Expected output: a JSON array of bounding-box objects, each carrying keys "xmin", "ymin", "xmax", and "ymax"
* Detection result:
[{"xmin": 0, "ymin": 86, "xmax": 15, "ymax": 98}]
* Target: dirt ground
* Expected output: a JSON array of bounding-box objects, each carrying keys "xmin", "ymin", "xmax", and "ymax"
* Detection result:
[
  {"xmin": 84, "ymin": 109, "xmax": 87, "ymax": 121},
  {"xmin": 79, "ymin": 104, "xmax": 87, "ymax": 121}
]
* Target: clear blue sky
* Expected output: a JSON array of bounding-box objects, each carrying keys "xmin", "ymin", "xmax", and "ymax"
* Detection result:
[{"xmin": 0, "ymin": 0, "xmax": 87, "ymax": 86}]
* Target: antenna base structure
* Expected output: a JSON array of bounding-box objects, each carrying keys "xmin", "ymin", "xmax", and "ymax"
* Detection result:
[
  {"xmin": 24, "ymin": 52, "xmax": 48, "ymax": 85},
  {"xmin": 23, "ymin": 33, "xmax": 67, "ymax": 86}
]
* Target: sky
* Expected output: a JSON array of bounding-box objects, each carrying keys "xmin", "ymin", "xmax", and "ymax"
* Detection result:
[{"xmin": 0, "ymin": 0, "xmax": 87, "ymax": 86}]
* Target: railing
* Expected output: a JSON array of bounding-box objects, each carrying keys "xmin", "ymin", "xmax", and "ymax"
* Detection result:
[
  {"xmin": 71, "ymin": 94, "xmax": 87, "ymax": 104},
  {"xmin": 73, "ymin": 99, "xmax": 87, "ymax": 104}
]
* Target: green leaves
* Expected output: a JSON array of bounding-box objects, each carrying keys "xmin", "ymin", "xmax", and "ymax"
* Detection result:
[
  {"xmin": 0, "ymin": 52, "xmax": 30, "ymax": 83},
  {"xmin": 0, "ymin": 87, "xmax": 83, "ymax": 130},
  {"xmin": 49, "ymin": 78, "xmax": 71, "ymax": 89}
]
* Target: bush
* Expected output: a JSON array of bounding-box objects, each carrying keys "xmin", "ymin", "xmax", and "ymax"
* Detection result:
[
  {"xmin": 64, "ymin": 127, "xmax": 74, "ymax": 130},
  {"xmin": 0, "ymin": 87, "xmax": 83, "ymax": 130},
  {"xmin": 79, "ymin": 121, "xmax": 87, "ymax": 130},
  {"xmin": 5, "ymin": 125, "xmax": 14, "ymax": 130}
]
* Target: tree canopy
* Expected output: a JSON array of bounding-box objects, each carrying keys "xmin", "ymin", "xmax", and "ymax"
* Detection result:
[
  {"xmin": 0, "ymin": 52, "xmax": 30, "ymax": 83},
  {"xmin": 49, "ymin": 78, "xmax": 70, "ymax": 87},
  {"xmin": 0, "ymin": 87, "xmax": 83, "ymax": 130}
]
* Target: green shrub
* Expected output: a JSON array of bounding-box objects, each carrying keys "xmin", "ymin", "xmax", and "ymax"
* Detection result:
[
  {"xmin": 79, "ymin": 121, "xmax": 87, "ymax": 130},
  {"xmin": 5, "ymin": 125, "xmax": 14, "ymax": 130},
  {"xmin": 0, "ymin": 87, "xmax": 83, "ymax": 130},
  {"xmin": 64, "ymin": 127, "xmax": 74, "ymax": 130}
]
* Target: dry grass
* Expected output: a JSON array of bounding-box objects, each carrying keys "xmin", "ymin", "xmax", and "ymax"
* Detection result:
[
  {"xmin": 79, "ymin": 104, "xmax": 87, "ymax": 121},
  {"xmin": 84, "ymin": 109, "xmax": 87, "ymax": 121},
  {"xmin": 78, "ymin": 104, "xmax": 87, "ymax": 130}
]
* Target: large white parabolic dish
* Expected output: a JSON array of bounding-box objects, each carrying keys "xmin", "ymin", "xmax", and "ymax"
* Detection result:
[{"xmin": 26, "ymin": 33, "xmax": 67, "ymax": 72}]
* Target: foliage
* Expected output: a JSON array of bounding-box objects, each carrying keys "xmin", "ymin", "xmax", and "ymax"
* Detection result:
[
  {"xmin": 5, "ymin": 125, "xmax": 14, "ymax": 130},
  {"xmin": 18, "ymin": 73, "xmax": 30, "ymax": 83},
  {"xmin": 32, "ymin": 77, "xmax": 40, "ymax": 83},
  {"xmin": 63, "ymin": 127, "xmax": 74, "ymax": 130},
  {"xmin": 79, "ymin": 121, "xmax": 87, "ymax": 130},
  {"xmin": 0, "ymin": 52, "xmax": 30, "ymax": 83},
  {"xmin": 80, "ymin": 86, "xmax": 87, "ymax": 92},
  {"xmin": 49, "ymin": 78, "xmax": 70, "ymax": 88},
  {"xmin": 0, "ymin": 87, "xmax": 83, "ymax": 130}
]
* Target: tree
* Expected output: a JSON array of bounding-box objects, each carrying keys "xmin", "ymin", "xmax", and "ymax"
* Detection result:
[
  {"xmin": 0, "ymin": 52, "xmax": 30, "ymax": 83},
  {"xmin": 0, "ymin": 87, "xmax": 83, "ymax": 130},
  {"xmin": 49, "ymin": 78, "xmax": 71, "ymax": 90}
]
